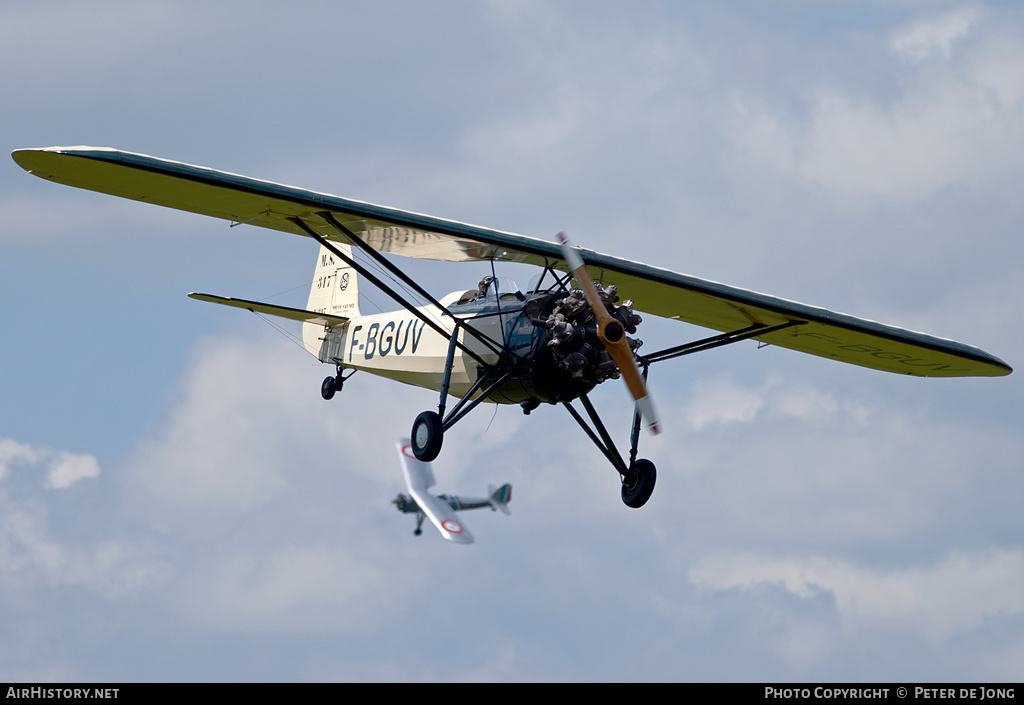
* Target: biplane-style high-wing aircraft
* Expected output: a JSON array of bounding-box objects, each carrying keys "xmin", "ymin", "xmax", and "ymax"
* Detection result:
[
  {"xmin": 393, "ymin": 439, "xmax": 511, "ymax": 544},
  {"xmin": 13, "ymin": 147, "xmax": 1012, "ymax": 509}
]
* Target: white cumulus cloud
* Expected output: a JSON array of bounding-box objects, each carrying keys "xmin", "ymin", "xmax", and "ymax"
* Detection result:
[
  {"xmin": 728, "ymin": 8, "xmax": 1024, "ymax": 204},
  {"xmin": 690, "ymin": 549, "xmax": 1024, "ymax": 643},
  {"xmin": 0, "ymin": 438, "xmax": 99, "ymax": 489},
  {"xmin": 683, "ymin": 376, "xmax": 766, "ymax": 431},
  {"xmin": 891, "ymin": 7, "xmax": 981, "ymax": 62}
]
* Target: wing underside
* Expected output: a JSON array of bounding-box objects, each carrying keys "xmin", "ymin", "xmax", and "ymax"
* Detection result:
[{"xmin": 13, "ymin": 146, "xmax": 1011, "ymax": 378}]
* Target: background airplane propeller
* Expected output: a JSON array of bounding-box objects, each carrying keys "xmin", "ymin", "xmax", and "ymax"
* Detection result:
[{"xmin": 557, "ymin": 232, "xmax": 661, "ymax": 435}]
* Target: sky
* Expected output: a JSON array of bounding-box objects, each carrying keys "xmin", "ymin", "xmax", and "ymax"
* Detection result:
[{"xmin": 1, "ymin": 0, "xmax": 1022, "ymax": 682}]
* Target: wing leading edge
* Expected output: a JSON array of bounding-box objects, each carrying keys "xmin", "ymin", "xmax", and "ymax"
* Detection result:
[{"xmin": 13, "ymin": 146, "xmax": 1011, "ymax": 378}]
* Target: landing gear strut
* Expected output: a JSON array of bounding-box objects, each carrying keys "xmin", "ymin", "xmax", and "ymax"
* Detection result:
[
  {"xmin": 410, "ymin": 319, "xmax": 518, "ymax": 462},
  {"xmin": 563, "ymin": 387, "xmax": 658, "ymax": 509}
]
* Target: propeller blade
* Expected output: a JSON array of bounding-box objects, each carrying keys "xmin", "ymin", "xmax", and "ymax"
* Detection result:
[{"xmin": 557, "ymin": 232, "xmax": 661, "ymax": 435}]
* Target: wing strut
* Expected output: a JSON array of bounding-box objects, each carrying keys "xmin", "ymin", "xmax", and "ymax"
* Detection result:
[
  {"xmin": 641, "ymin": 321, "xmax": 807, "ymax": 365},
  {"xmin": 288, "ymin": 216, "xmax": 493, "ymax": 368},
  {"xmin": 316, "ymin": 211, "xmax": 508, "ymax": 361}
]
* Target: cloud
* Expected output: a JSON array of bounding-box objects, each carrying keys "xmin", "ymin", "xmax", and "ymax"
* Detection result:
[
  {"xmin": 727, "ymin": 8, "xmax": 1024, "ymax": 204},
  {"xmin": 0, "ymin": 439, "xmax": 38, "ymax": 481},
  {"xmin": 683, "ymin": 376, "xmax": 766, "ymax": 431},
  {"xmin": 769, "ymin": 383, "xmax": 842, "ymax": 423},
  {"xmin": 690, "ymin": 549, "xmax": 1024, "ymax": 643},
  {"xmin": 43, "ymin": 452, "xmax": 100, "ymax": 490},
  {"xmin": 0, "ymin": 438, "xmax": 99, "ymax": 489},
  {"xmin": 680, "ymin": 375, "xmax": 848, "ymax": 432},
  {"xmin": 177, "ymin": 542, "xmax": 393, "ymax": 635},
  {"xmin": 125, "ymin": 334, "xmax": 309, "ymax": 516},
  {"xmin": 0, "ymin": 486, "xmax": 169, "ymax": 603},
  {"xmin": 891, "ymin": 7, "xmax": 982, "ymax": 62}
]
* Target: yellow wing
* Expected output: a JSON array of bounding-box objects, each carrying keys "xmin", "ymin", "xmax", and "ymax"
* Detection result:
[{"xmin": 13, "ymin": 146, "xmax": 1011, "ymax": 378}]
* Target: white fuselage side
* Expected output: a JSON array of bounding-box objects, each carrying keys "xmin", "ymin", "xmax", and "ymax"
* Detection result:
[{"xmin": 303, "ymin": 293, "xmax": 505, "ymax": 398}]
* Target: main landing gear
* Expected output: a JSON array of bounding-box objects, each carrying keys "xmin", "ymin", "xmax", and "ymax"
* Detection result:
[
  {"xmin": 407, "ymin": 364, "xmax": 659, "ymax": 508},
  {"xmin": 408, "ymin": 364, "xmax": 517, "ymax": 463},
  {"xmin": 413, "ymin": 394, "xmax": 657, "ymax": 507},
  {"xmin": 409, "ymin": 321, "xmax": 518, "ymax": 463},
  {"xmin": 562, "ymin": 393, "xmax": 658, "ymax": 509}
]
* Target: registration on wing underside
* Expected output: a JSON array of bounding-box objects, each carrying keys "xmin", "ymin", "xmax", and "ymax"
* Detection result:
[{"xmin": 328, "ymin": 220, "xmax": 512, "ymax": 262}]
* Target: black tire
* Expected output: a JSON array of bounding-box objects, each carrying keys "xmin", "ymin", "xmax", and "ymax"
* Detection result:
[
  {"xmin": 321, "ymin": 376, "xmax": 339, "ymax": 400},
  {"xmin": 621, "ymin": 459, "xmax": 656, "ymax": 509},
  {"xmin": 411, "ymin": 411, "xmax": 443, "ymax": 462}
]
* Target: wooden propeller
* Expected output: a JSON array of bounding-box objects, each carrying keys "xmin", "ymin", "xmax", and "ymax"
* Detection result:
[{"xmin": 557, "ymin": 232, "xmax": 660, "ymax": 435}]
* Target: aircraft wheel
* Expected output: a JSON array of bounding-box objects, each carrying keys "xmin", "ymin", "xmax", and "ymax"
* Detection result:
[
  {"xmin": 411, "ymin": 411, "xmax": 443, "ymax": 462},
  {"xmin": 621, "ymin": 459, "xmax": 656, "ymax": 509},
  {"xmin": 321, "ymin": 376, "xmax": 340, "ymax": 400}
]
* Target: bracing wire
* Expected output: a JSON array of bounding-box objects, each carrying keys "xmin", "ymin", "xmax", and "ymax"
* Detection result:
[
  {"xmin": 250, "ymin": 310, "xmax": 321, "ymax": 361},
  {"xmin": 258, "ymin": 282, "xmax": 310, "ymax": 302}
]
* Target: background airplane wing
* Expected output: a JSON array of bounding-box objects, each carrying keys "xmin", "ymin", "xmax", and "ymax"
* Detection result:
[
  {"xmin": 396, "ymin": 440, "xmax": 474, "ymax": 545},
  {"xmin": 14, "ymin": 146, "xmax": 1011, "ymax": 378}
]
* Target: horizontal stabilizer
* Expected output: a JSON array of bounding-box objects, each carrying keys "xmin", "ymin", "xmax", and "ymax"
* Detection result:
[
  {"xmin": 396, "ymin": 440, "xmax": 474, "ymax": 545},
  {"xmin": 188, "ymin": 293, "xmax": 349, "ymax": 327}
]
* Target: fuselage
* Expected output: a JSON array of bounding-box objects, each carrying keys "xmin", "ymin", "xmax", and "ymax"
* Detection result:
[
  {"xmin": 393, "ymin": 493, "xmax": 497, "ymax": 514},
  {"xmin": 303, "ymin": 287, "xmax": 597, "ymax": 405}
]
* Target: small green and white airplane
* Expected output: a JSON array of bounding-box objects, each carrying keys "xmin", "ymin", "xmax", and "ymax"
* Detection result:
[
  {"xmin": 393, "ymin": 439, "xmax": 511, "ymax": 544},
  {"xmin": 12, "ymin": 147, "xmax": 1012, "ymax": 509}
]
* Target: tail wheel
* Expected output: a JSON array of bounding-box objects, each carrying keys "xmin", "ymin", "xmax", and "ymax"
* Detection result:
[
  {"xmin": 411, "ymin": 411, "xmax": 443, "ymax": 462},
  {"xmin": 621, "ymin": 459, "xmax": 656, "ymax": 508}
]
